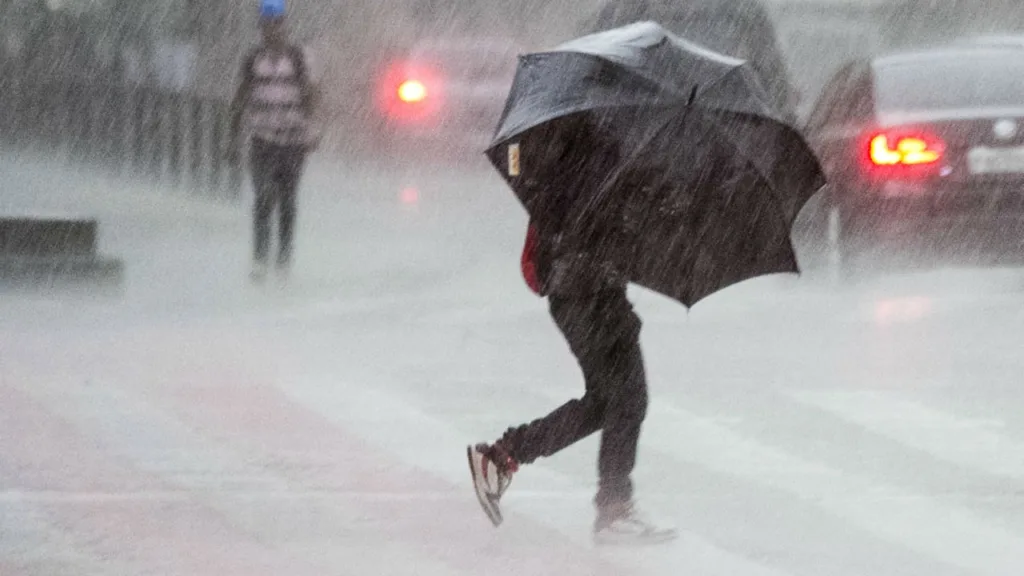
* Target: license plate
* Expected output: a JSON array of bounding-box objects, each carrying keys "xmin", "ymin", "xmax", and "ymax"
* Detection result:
[{"xmin": 967, "ymin": 146, "xmax": 1024, "ymax": 174}]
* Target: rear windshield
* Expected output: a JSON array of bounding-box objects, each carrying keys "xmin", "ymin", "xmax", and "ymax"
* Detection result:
[
  {"xmin": 408, "ymin": 45, "xmax": 517, "ymax": 79},
  {"xmin": 875, "ymin": 53, "xmax": 1024, "ymax": 112}
]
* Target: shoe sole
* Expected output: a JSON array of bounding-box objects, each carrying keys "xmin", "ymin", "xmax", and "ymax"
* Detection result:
[{"xmin": 466, "ymin": 445, "xmax": 503, "ymax": 527}]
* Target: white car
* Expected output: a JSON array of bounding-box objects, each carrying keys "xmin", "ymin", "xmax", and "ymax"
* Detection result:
[
  {"xmin": 954, "ymin": 34, "xmax": 1024, "ymax": 49},
  {"xmin": 372, "ymin": 36, "xmax": 522, "ymax": 157}
]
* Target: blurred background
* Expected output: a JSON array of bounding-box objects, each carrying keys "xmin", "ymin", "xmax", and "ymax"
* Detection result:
[
  {"xmin": 4, "ymin": 3, "xmax": 1024, "ymax": 574},
  {"xmin": 3, "ymin": 0, "xmax": 1023, "ymax": 167}
]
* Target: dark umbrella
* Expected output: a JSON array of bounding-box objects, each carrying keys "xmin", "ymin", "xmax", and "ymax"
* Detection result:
[{"xmin": 485, "ymin": 21, "xmax": 825, "ymax": 307}]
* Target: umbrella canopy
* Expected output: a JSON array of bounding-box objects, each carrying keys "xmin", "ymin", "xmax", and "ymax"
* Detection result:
[
  {"xmin": 491, "ymin": 21, "xmax": 780, "ymax": 141},
  {"xmin": 486, "ymin": 22, "xmax": 826, "ymax": 307}
]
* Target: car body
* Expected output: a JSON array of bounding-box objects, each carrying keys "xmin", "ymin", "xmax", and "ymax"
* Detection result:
[
  {"xmin": 804, "ymin": 44, "xmax": 1024, "ymax": 269},
  {"xmin": 579, "ymin": 0, "xmax": 799, "ymax": 121},
  {"xmin": 370, "ymin": 35, "xmax": 521, "ymax": 158},
  {"xmin": 953, "ymin": 34, "xmax": 1024, "ymax": 49}
]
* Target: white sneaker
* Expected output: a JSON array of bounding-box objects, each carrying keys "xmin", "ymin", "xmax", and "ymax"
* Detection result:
[
  {"xmin": 466, "ymin": 443, "xmax": 517, "ymax": 527},
  {"xmin": 594, "ymin": 502, "xmax": 678, "ymax": 546},
  {"xmin": 250, "ymin": 261, "xmax": 269, "ymax": 282},
  {"xmin": 274, "ymin": 262, "xmax": 291, "ymax": 285}
]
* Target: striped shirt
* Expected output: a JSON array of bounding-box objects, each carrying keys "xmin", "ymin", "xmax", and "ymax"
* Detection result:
[{"xmin": 242, "ymin": 44, "xmax": 319, "ymax": 147}]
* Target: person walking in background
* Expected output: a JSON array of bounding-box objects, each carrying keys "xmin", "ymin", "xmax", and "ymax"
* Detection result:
[{"xmin": 229, "ymin": 0, "xmax": 322, "ymax": 282}]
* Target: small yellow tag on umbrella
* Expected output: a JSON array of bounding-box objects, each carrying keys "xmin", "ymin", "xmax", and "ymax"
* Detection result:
[{"xmin": 508, "ymin": 143, "xmax": 521, "ymax": 176}]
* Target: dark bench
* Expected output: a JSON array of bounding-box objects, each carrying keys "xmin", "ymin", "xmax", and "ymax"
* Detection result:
[{"xmin": 0, "ymin": 215, "xmax": 124, "ymax": 287}]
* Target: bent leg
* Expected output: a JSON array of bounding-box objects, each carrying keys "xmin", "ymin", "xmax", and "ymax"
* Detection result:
[
  {"xmin": 497, "ymin": 394, "xmax": 604, "ymax": 465},
  {"xmin": 553, "ymin": 288, "xmax": 648, "ymax": 509},
  {"xmin": 494, "ymin": 294, "xmax": 612, "ymax": 464}
]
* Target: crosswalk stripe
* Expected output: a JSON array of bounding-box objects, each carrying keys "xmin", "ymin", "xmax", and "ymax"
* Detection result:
[
  {"xmin": 283, "ymin": 368, "xmax": 801, "ymax": 576},
  {"xmin": 790, "ymin": 390, "xmax": 1024, "ymax": 479},
  {"xmin": 0, "ymin": 379, "xmax": 316, "ymax": 576},
  {"xmin": 0, "ymin": 497, "xmax": 122, "ymax": 576},
  {"xmin": 646, "ymin": 400, "xmax": 1024, "ymax": 576},
  {"xmin": 6, "ymin": 372, "xmax": 463, "ymax": 576},
  {"xmin": 0, "ymin": 489, "xmax": 598, "ymax": 503}
]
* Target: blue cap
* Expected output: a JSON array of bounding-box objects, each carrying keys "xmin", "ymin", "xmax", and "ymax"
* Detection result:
[{"xmin": 260, "ymin": 0, "xmax": 285, "ymax": 19}]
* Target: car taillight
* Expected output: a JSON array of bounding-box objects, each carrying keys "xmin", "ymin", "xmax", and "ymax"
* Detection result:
[
  {"xmin": 859, "ymin": 129, "xmax": 946, "ymax": 184},
  {"xmin": 397, "ymin": 79, "xmax": 428, "ymax": 103},
  {"xmin": 376, "ymin": 61, "xmax": 442, "ymax": 124},
  {"xmin": 869, "ymin": 134, "xmax": 943, "ymax": 166}
]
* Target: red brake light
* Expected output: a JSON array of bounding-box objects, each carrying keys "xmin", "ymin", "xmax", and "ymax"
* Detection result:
[
  {"xmin": 397, "ymin": 79, "xmax": 428, "ymax": 103},
  {"xmin": 375, "ymin": 61, "xmax": 443, "ymax": 125},
  {"xmin": 868, "ymin": 132, "xmax": 944, "ymax": 167}
]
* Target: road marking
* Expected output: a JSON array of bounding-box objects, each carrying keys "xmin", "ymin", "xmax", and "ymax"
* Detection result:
[
  {"xmin": 647, "ymin": 399, "xmax": 1024, "ymax": 576},
  {"xmin": 282, "ymin": 368, "xmax": 799, "ymax": 576},
  {"xmin": 791, "ymin": 390, "xmax": 1024, "ymax": 479}
]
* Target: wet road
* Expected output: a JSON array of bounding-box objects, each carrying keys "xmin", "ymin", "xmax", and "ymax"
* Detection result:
[{"xmin": 2, "ymin": 151, "xmax": 1024, "ymax": 576}]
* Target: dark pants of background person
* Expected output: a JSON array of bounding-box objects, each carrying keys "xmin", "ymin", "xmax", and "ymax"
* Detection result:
[
  {"xmin": 250, "ymin": 137, "xmax": 307, "ymax": 267},
  {"xmin": 497, "ymin": 286, "xmax": 649, "ymax": 512}
]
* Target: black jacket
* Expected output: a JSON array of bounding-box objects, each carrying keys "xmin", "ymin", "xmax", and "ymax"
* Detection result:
[{"xmin": 520, "ymin": 117, "xmax": 630, "ymax": 296}]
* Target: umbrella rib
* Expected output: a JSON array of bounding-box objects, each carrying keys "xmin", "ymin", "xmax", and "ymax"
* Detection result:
[
  {"xmin": 705, "ymin": 115, "xmax": 790, "ymax": 219},
  {"xmin": 581, "ymin": 102, "xmax": 697, "ymax": 221},
  {"xmin": 697, "ymin": 66, "xmax": 741, "ymax": 102}
]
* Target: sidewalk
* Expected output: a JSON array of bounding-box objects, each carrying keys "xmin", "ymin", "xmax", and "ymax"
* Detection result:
[{"xmin": 0, "ymin": 149, "xmax": 528, "ymax": 329}]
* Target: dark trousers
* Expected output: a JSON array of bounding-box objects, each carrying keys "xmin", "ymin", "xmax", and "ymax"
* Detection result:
[
  {"xmin": 250, "ymin": 138, "xmax": 307, "ymax": 266},
  {"xmin": 498, "ymin": 287, "xmax": 648, "ymax": 510}
]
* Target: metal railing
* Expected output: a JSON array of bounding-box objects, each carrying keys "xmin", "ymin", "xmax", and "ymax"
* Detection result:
[{"xmin": 0, "ymin": 69, "xmax": 243, "ymax": 200}]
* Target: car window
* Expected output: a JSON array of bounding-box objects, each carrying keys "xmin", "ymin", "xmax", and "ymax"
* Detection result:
[
  {"xmin": 584, "ymin": 0, "xmax": 796, "ymax": 115},
  {"xmin": 844, "ymin": 70, "xmax": 875, "ymax": 122},
  {"xmin": 407, "ymin": 42, "xmax": 518, "ymax": 80},
  {"xmin": 805, "ymin": 64, "xmax": 857, "ymax": 131},
  {"xmin": 874, "ymin": 52, "xmax": 1024, "ymax": 112}
]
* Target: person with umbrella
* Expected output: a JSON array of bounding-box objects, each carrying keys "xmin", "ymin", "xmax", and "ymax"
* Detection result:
[
  {"xmin": 469, "ymin": 114, "xmax": 673, "ymax": 546},
  {"xmin": 467, "ymin": 22, "xmax": 825, "ymax": 545}
]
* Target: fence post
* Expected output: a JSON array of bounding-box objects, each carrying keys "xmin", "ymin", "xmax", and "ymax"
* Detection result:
[
  {"xmin": 169, "ymin": 93, "xmax": 183, "ymax": 190},
  {"xmin": 148, "ymin": 90, "xmax": 163, "ymax": 183},
  {"xmin": 190, "ymin": 97, "xmax": 204, "ymax": 196},
  {"xmin": 111, "ymin": 84, "xmax": 128, "ymax": 176},
  {"xmin": 131, "ymin": 87, "xmax": 145, "ymax": 177},
  {"xmin": 225, "ymin": 103, "xmax": 242, "ymax": 200},
  {"xmin": 7, "ymin": 61, "xmax": 23, "ymax": 144},
  {"xmin": 210, "ymin": 101, "xmax": 225, "ymax": 195},
  {"xmin": 0, "ymin": 70, "xmax": 248, "ymax": 204},
  {"xmin": 58, "ymin": 83, "xmax": 74, "ymax": 164},
  {"xmin": 83, "ymin": 84, "xmax": 99, "ymax": 165},
  {"xmin": 98, "ymin": 85, "xmax": 115, "ymax": 170}
]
